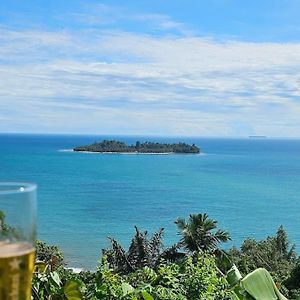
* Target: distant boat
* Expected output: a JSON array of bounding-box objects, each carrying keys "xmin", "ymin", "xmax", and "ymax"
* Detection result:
[{"xmin": 248, "ymin": 136, "xmax": 267, "ymax": 139}]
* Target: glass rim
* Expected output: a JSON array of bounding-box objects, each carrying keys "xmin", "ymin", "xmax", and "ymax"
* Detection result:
[{"xmin": 0, "ymin": 182, "xmax": 37, "ymax": 195}]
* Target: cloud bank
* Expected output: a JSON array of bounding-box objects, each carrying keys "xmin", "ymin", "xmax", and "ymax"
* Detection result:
[{"xmin": 1, "ymin": 6, "xmax": 300, "ymax": 137}]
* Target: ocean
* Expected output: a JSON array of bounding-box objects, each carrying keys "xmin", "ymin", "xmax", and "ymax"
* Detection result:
[{"xmin": 1, "ymin": 134, "xmax": 300, "ymax": 270}]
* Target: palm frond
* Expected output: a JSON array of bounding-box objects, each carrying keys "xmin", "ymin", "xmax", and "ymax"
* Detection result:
[
  {"xmin": 175, "ymin": 218, "xmax": 186, "ymax": 231},
  {"xmin": 175, "ymin": 213, "xmax": 230, "ymax": 254},
  {"xmin": 104, "ymin": 237, "xmax": 134, "ymax": 273}
]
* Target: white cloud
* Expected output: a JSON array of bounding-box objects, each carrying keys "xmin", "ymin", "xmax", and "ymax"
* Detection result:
[
  {"xmin": 59, "ymin": 3, "xmax": 191, "ymax": 35},
  {"xmin": 1, "ymin": 16, "xmax": 300, "ymax": 136}
]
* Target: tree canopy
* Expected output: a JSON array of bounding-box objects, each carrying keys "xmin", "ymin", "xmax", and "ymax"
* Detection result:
[
  {"xmin": 175, "ymin": 213, "xmax": 231, "ymax": 253},
  {"xmin": 74, "ymin": 140, "xmax": 200, "ymax": 154}
]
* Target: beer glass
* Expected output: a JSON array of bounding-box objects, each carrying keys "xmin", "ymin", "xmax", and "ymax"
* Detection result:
[{"xmin": 0, "ymin": 182, "xmax": 37, "ymax": 300}]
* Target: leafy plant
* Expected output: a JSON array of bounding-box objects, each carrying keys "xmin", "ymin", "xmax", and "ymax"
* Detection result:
[
  {"xmin": 229, "ymin": 226, "xmax": 297, "ymax": 284},
  {"xmin": 32, "ymin": 262, "xmax": 82, "ymax": 300},
  {"xmin": 0, "ymin": 210, "xmax": 20, "ymax": 240},
  {"xmin": 36, "ymin": 240, "xmax": 65, "ymax": 271},
  {"xmin": 74, "ymin": 252, "xmax": 232, "ymax": 299},
  {"xmin": 30, "ymin": 216, "xmax": 300, "ymax": 299},
  {"xmin": 103, "ymin": 226, "xmax": 170, "ymax": 274},
  {"xmin": 175, "ymin": 213, "xmax": 231, "ymax": 253},
  {"xmin": 227, "ymin": 267, "xmax": 288, "ymax": 300}
]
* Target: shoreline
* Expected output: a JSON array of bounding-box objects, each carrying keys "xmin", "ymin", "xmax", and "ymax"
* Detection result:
[
  {"xmin": 59, "ymin": 149, "xmax": 201, "ymax": 155},
  {"xmin": 68, "ymin": 267, "xmax": 84, "ymax": 273}
]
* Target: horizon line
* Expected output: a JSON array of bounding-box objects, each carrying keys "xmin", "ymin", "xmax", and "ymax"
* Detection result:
[{"xmin": 1, "ymin": 131, "xmax": 300, "ymax": 140}]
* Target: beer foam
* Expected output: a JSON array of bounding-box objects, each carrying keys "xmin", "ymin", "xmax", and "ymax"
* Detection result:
[{"xmin": 0, "ymin": 242, "xmax": 34, "ymax": 258}]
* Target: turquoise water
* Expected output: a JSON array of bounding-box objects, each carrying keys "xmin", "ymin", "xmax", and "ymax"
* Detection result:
[{"xmin": 1, "ymin": 134, "xmax": 300, "ymax": 269}]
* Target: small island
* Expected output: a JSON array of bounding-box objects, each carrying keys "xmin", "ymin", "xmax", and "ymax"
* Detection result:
[
  {"xmin": 73, "ymin": 140, "xmax": 200, "ymax": 154},
  {"xmin": 249, "ymin": 136, "xmax": 267, "ymax": 139}
]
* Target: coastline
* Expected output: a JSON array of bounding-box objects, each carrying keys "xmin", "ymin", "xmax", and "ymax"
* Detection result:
[
  {"xmin": 68, "ymin": 267, "xmax": 84, "ymax": 273},
  {"xmin": 59, "ymin": 149, "xmax": 201, "ymax": 155}
]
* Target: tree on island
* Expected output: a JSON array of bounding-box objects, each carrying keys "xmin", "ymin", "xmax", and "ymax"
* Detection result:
[{"xmin": 73, "ymin": 140, "xmax": 200, "ymax": 154}]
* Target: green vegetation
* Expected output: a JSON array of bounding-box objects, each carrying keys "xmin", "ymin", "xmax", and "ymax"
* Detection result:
[
  {"xmin": 228, "ymin": 225, "xmax": 297, "ymax": 283},
  {"xmin": 31, "ymin": 213, "xmax": 300, "ymax": 299},
  {"xmin": 73, "ymin": 140, "xmax": 200, "ymax": 154},
  {"xmin": 2, "ymin": 209, "xmax": 300, "ymax": 299},
  {"xmin": 0, "ymin": 210, "xmax": 19, "ymax": 239},
  {"xmin": 32, "ymin": 261, "xmax": 82, "ymax": 300},
  {"xmin": 0, "ymin": 210, "xmax": 8, "ymax": 233},
  {"xmin": 103, "ymin": 227, "xmax": 167, "ymax": 274},
  {"xmin": 36, "ymin": 240, "xmax": 65, "ymax": 270},
  {"xmin": 228, "ymin": 267, "xmax": 288, "ymax": 300},
  {"xmin": 175, "ymin": 213, "xmax": 231, "ymax": 253},
  {"xmin": 228, "ymin": 225, "xmax": 300, "ymax": 299}
]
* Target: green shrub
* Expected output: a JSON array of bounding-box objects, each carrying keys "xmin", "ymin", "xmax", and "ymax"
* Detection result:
[{"xmin": 36, "ymin": 240, "xmax": 65, "ymax": 271}]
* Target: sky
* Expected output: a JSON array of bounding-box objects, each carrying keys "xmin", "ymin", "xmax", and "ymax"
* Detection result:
[{"xmin": 1, "ymin": 0, "xmax": 300, "ymax": 137}]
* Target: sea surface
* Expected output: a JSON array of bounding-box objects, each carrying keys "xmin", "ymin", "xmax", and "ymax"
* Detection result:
[{"xmin": 1, "ymin": 134, "xmax": 300, "ymax": 270}]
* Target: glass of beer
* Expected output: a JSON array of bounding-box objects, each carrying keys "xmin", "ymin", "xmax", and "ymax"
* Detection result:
[{"xmin": 0, "ymin": 182, "xmax": 37, "ymax": 300}]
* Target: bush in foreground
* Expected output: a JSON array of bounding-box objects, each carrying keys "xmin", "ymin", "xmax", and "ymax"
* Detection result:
[{"xmin": 32, "ymin": 214, "xmax": 300, "ymax": 299}]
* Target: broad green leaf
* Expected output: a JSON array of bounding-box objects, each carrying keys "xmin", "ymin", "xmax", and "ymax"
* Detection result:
[
  {"xmin": 122, "ymin": 282, "xmax": 134, "ymax": 295},
  {"xmin": 227, "ymin": 265, "xmax": 242, "ymax": 287},
  {"xmin": 230, "ymin": 291, "xmax": 242, "ymax": 300},
  {"xmin": 49, "ymin": 295, "xmax": 65, "ymax": 300},
  {"xmin": 34, "ymin": 262, "xmax": 48, "ymax": 273},
  {"xmin": 64, "ymin": 280, "xmax": 82, "ymax": 300},
  {"xmin": 50, "ymin": 272, "xmax": 61, "ymax": 286},
  {"xmin": 241, "ymin": 268, "xmax": 288, "ymax": 300},
  {"xmin": 141, "ymin": 290, "xmax": 154, "ymax": 300}
]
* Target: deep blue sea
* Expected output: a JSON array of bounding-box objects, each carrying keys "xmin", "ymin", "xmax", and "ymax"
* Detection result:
[{"xmin": 1, "ymin": 134, "xmax": 300, "ymax": 269}]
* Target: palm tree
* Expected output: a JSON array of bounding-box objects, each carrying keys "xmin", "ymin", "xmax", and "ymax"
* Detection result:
[
  {"xmin": 103, "ymin": 226, "xmax": 166, "ymax": 274},
  {"xmin": 175, "ymin": 213, "xmax": 231, "ymax": 253}
]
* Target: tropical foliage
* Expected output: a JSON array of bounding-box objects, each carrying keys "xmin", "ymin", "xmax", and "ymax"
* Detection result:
[
  {"xmin": 175, "ymin": 213, "xmax": 231, "ymax": 253},
  {"xmin": 0, "ymin": 210, "xmax": 19, "ymax": 239},
  {"xmin": 227, "ymin": 267, "xmax": 288, "ymax": 300},
  {"xmin": 73, "ymin": 140, "xmax": 200, "ymax": 153},
  {"xmin": 103, "ymin": 226, "xmax": 167, "ymax": 274},
  {"xmin": 283, "ymin": 262, "xmax": 300, "ymax": 299},
  {"xmin": 32, "ymin": 261, "xmax": 82, "ymax": 300},
  {"xmin": 20, "ymin": 213, "xmax": 300, "ymax": 299},
  {"xmin": 229, "ymin": 225, "xmax": 297, "ymax": 283},
  {"xmin": 36, "ymin": 240, "xmax": 65, "ymax": 271},
  {"xmin": 34, "ymin": 252, "xmax": 232, "ymax": 300}
]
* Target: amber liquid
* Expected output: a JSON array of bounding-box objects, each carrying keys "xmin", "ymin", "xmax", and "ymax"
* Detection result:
[{"xmin": 0, "ymin": 242, "xmax": 35, "ymax": 300}]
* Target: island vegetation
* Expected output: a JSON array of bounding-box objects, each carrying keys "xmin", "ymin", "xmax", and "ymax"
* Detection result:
[{"xmin": 73, "ymin": 140, "xmax": 200, "ymax": 154}]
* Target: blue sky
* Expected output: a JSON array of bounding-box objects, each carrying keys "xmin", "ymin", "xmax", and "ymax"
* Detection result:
[{"xmin": 1, "ymin": 0, "xmax": 300, "ymax": 136}]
